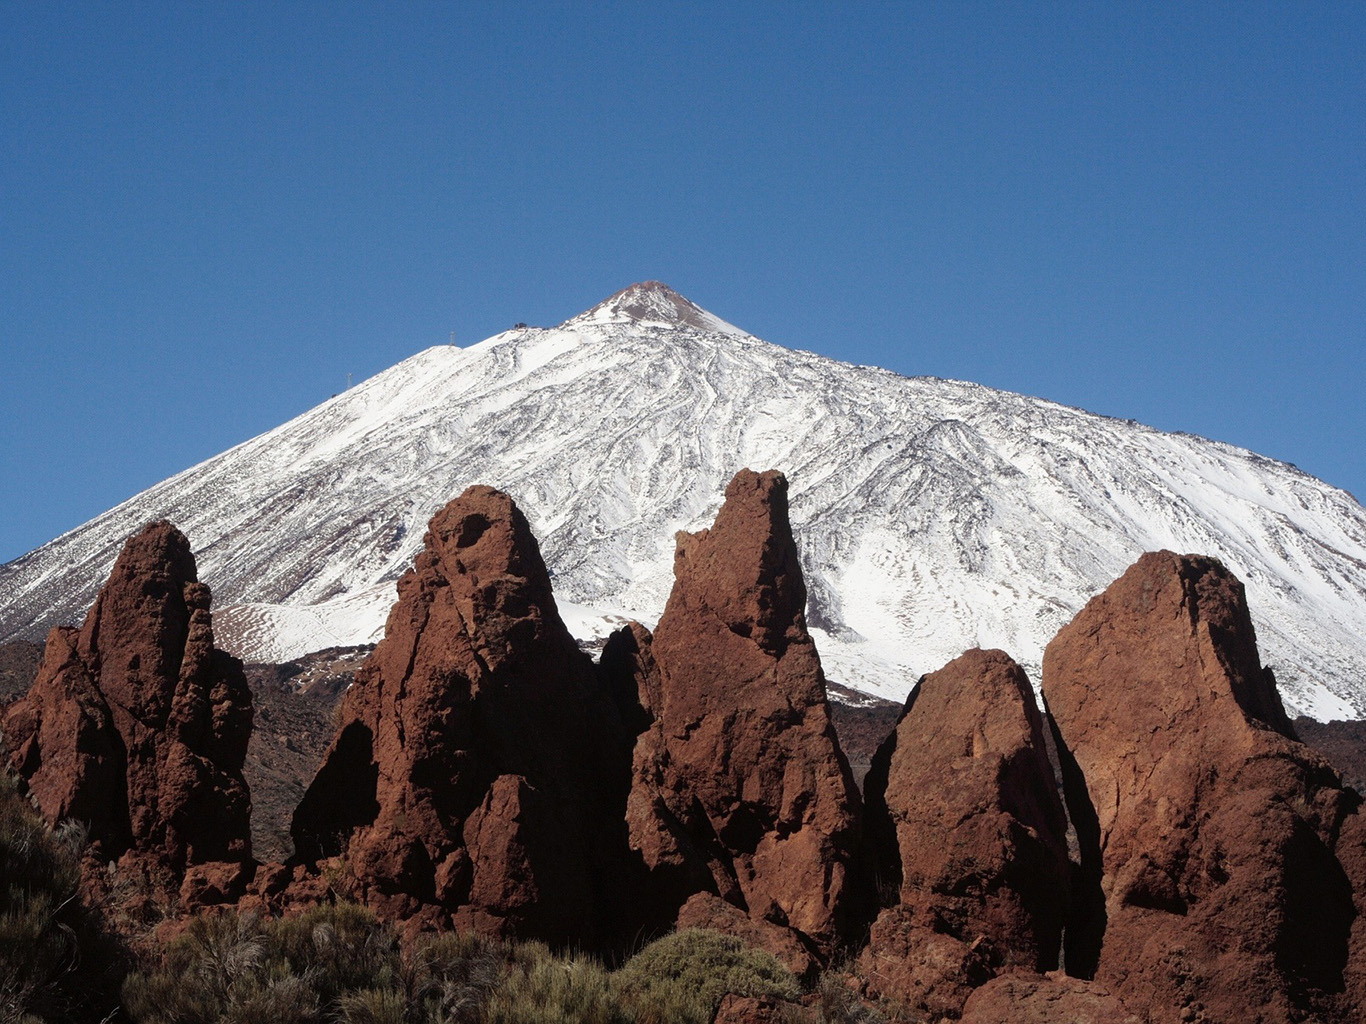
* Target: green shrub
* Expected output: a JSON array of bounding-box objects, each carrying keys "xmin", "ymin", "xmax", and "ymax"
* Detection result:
[
  {"xmin": 0, "ymin": 772, "xmax": 120, "ymax": 1024},
  {"xmin": 123, "ymin": 906, "xmax": 821, "ymax": 1024},
  {"xmin": 612, "ymin": 928, "xmax": 801, "ymax": 1024},
  {"xmin": 123, "ymin": 908, "xmax": 643, "ymax": 1024},
  {"xmin": 271, "ymin": 901, "xmax": 400, "ymax": 1003},
  {"xmin": 335, "ymin": 987, "xmax": 407, "ymax": 1024}
]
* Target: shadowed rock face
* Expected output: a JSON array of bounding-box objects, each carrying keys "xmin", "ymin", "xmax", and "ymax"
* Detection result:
[
  {"xmin": 860, "ymin": 648, "xmax": 1071, "ymax": 1018},
  {"xmin": 623, "ymin": 468, "xmax": 869, "ymax": 967},
  {"xmin": 290, "ymin": 486, "xmax": 627, "ymax": 945},
  {"xmin": 1044, "ymin": 551, "xmax": 1366, "ymax": 1024},
  {"xmin": 2, "ymin": 521, "xmax": 253, "ymax": 900}
]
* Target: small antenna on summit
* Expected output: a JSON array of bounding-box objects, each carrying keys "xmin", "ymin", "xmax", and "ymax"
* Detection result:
[
  {"xmin": 347, "ymin": 372, "xmax": 352, "ymax": 389},
  {"xmin": 450, "ymin": 330, "xmax": 456, "ymax": 347}
]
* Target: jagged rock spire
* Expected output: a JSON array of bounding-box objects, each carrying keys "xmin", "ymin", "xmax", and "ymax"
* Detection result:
[
  {"xmin": 621, "ymin": 468, "xmax": 869, "ymax": 969},
  {"xmin": 290, "ymin": 485, "xmax": 629, "ymax": 944},
  {"xmin": 2, "ymin": 521, "xmax": 253, "ymax": 902},
  {"xmin": 1043, "ymin": 550, "xmax": 1366, "ymax": 1023}
]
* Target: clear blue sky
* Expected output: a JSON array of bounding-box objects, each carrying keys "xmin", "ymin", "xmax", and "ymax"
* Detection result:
[{"xmin": 3, "ymin": 3, "xmax": 1363, "ymax": 563}]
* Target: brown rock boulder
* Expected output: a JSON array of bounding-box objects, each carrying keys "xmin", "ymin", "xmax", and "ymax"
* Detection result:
[
  {"xmin": 959, "ymin": 972, "xmax": 1139, "ymax": 1024},
  {"xmin": 1044, "ymin": 550, "xmax": 1364, "ymax": 1023},
  {"xmin": 859, "ymin": 648, "xmax": 1070, "ymax": 1017},
  {"xmin": 290, "ymin": 486, "xmax": 628, "ymax": 946},
  {"xmin": 2, "ymin": 521, "xmax": 253, "ymax": 896},
  {"xmin": 712, "ymin": 992, "xmax": 802, "ymax": 1024},
  {"xmin": 624, "ymin": 468, "xmax": 869, "ymax": 962}
]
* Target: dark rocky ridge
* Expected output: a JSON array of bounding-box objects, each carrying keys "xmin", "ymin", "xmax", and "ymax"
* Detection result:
[
  {"xmin": 1296, "ymin": 717, "xmax": 1366, "ymax": 793},
  {"xmin": 824, "ymin": 684, "xmax": 901, "ymax": 790},
  {"xmin": 241, "ymin": 646, "xmax": 366, "ymax": 861}
]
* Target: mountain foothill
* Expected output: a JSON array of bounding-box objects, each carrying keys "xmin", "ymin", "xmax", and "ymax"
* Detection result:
[{"xmin": 5, "ymin": 465, "xmax": 1366, "ymax": 1023}]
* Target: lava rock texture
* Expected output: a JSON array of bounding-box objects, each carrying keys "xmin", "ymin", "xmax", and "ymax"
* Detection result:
[
  {"xmin": 859, "ymin": 648, "xmax": 1070, "ymax": 1017},
  {"xmin": 2, "ymin": 521, "xmax": 253, "ymax": 904},
  {"xmin": 289, "ymin": 486, "xmax": 629, "ymax": 944},
  {"xmin": 621, "ymin": 469, "xmax": 870, "ymax": 969},
  {"xmin": 1043, "ymin": 550, "xmax": 1366, "ymax": 1024}
]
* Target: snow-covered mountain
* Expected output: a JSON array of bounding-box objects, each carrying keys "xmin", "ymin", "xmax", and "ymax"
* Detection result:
[{"xmin": 4, "ymin": 281, "xmax": 1366, "ymax": 719}]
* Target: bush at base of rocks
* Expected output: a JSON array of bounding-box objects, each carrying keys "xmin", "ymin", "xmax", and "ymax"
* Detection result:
[
  {"xmin": 613, "ymin": 928, "xmax": 802, "ymax": 1024},
  {"xmin": 121, "ymin": 903, "xmax": 399, "ymax": 1024},
  {"xmin": 0, "ymin": 772, "xmax": 123, "ymax": 1024},
  {"xmin": 120, "ymin": 905, "xmax": 814, "ymax": 1024}
]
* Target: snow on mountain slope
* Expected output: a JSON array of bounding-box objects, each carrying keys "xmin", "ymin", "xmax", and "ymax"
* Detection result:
[{"xmin": 3, "ymin": 281, "xmax": 1365, "ymax": 719}]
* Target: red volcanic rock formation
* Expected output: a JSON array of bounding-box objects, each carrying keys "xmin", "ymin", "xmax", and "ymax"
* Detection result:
[
  {"xmin": 290, "ymin": 486, "xmax": 627, "ymax": 945},
  {"xmin": 623, "ymin": 469, "xmax": 868, "ymax": 965},
  {"xmin": 859, "ymin": 648, "xmax": 1070, "ymax": 1018},
  {"xmin": 1, "ymin": 522, "xmax": 253, "ymax": 901},
  {"xmin": 958, "ymin": 972, "xmax": 1139, "ymax": 1024},
  {"xmin": 1044, "ymin": 551, "xmax": 1366, "ymax": 1024}
]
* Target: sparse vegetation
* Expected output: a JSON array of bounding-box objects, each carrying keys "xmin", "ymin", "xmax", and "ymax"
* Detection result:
[
  {"xmin": 3, "ymin": 775, "xmax": 888, "ymax": 1024},
  {"xmin": 121, "ymin": 903, "xmax": 402, "ymax": 1024},
  {"xmin": 0, "ymin": 772, "xmax": 121, "ymax": 1024},
  {"xmin": 482, "ymin": 942, "xmax": 626, "ymax": 1024},
  {"xmin": 812, "ymin": 967, "xmax": 888, "ymax": 1024},
  {"xmin": 117, "ymin": 908, "xmax": 828, "ymax": 1024}
]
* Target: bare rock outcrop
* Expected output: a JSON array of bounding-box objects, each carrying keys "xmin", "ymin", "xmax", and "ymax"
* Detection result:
[
  {"xmin": 959, "ymin": 972, "xmax": 1139, "ymax": 1024},
  {"xmin": 859, "ymin": 648, "xmax": 1070, "ymax": 1017},
  {"xmin": 622, "ymin": 468, "xmax": 869, "ymax": 965},
  {"xmin": 1, "ymin": 522, "xmax": 253, "ymax": 902},
  {"xmin": 289, "ymin": 486, "xmax": 628, "ymax": 945},
  {"xmin": 1044, "ymin": 550, "xmax": 1365, "ymax": 1023}
]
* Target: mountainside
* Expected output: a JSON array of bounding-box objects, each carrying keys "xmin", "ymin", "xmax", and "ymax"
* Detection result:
[{"xmin": 4, "ymin": 281, "xmax": 1366, "ymax": 718}]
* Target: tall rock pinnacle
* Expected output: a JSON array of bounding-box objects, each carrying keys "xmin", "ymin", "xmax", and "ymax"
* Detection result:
[
  {"xmin": 622, "ymin": 468, "xmax": 869, "ymax": 967},
  {"xmin": 1043, "ymin": 551, "xmax": 1366, "ymax": 1023},
  {"xmin": 290, "ymin": 486, "xmax": 628, "ymax": 944},
  {"xmin": 2, "ymin": 521, "xmax": 253, "ymax": 901},
  {"xmin": 860, "ymin": 648, "xmax": 1071, "ymax": 1018}
]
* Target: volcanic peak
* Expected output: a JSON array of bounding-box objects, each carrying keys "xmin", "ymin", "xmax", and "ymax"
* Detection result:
[{"xmin": 564, "ymin": 281, "xmax": 748, "ymax": 335}]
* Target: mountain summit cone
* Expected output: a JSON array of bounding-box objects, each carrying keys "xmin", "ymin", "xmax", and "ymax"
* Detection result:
[{"xmin": 565, "ymin": 281, "xmax": 749, "ymax": 335}]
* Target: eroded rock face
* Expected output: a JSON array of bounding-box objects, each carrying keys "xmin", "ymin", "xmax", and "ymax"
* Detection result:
[
  {"xmin": 959, "ymin": 972, "xmax": 1139, "ymax": 1024},
  {"xmin": 859, "ymin": 648, "xmax": 1070, "ymax": 1017},
  {"xmin": 712, "ymin": 992, "xmax": 801, "ymax": 1024},
  {"xmin": 290, "ymin": 486, "xmax": 627, "ymax": 945},
  {"xmin": 1044, "ymin": 551, "xmax": 1365, "ymax": 1023},
  {"xmin": 1, "ymin": 522, "xmax": 253, "ymax": 899},
  {"xmin": 624, "ymin": 468, "xmax": 869, "ymax": 963}
]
